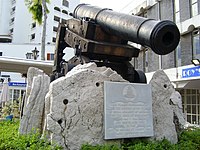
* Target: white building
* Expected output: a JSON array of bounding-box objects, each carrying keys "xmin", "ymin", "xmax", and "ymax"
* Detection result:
[
  {"xmin": 0, "ymin": 0, "xmax": 80, "ymax": 103},
  {"xmin": 128, "ymin": 0, "xmax": 200, "ymax": 125},
  {"xmin": 0, "ymin": 0, "xmax": 79, "ymax": 44},
  {"xmin": 0, "ymin": 0, "xmax": 80, "ymax": 65},
  {"xmin": 0, "ymin": 0, "xmax": 79, "ymax": 60}
]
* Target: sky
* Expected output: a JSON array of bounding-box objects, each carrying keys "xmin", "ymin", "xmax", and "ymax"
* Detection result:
[{"xmin": 80, "ymin": 0, "xmax": 142, "ymax": 12}]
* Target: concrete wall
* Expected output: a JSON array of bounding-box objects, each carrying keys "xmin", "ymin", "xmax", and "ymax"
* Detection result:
[
  {"xmin": 12, "ymin": 0, "xmax": 32, "ymax": 43},
  {"xmin": 0, "ymin": 0, "xmax": 11, "ymax": 35},
  {"xmin": 0, "ymin": 0, "xmax": 80, "ymax": 44},
  {"xmin": 0, "ymin": 43, "xmax": 74, "ymax": 60},
  {"xmin": 0, "ymin": 43, "xmax": 74, "ymax": 82}
]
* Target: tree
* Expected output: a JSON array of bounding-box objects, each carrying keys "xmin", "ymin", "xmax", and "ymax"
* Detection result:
[{"xmin": 25, "ymin": 0, "xmax": 50, "ymax": 60}]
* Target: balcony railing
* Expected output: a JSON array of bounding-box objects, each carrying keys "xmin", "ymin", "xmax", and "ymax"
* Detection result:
[
  {"xmin": 9, "ymin": 21, "xmax": 14, "ymax": 26},
  {"xmin": 11, "ymin": 0, "xmax": 16, "ymax": 5},
  {"xmin": 10, "ymin": 11, "xmax": 15, "ymax": 15}
]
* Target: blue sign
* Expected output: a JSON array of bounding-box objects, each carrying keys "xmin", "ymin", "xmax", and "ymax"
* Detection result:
[
  {"xmin": 8, "ymin": 82, "xmax": 27, "ymax": 87},
  {"xmin": 182, "ymin": 66, "xmax": 200, "ymax": 78}
]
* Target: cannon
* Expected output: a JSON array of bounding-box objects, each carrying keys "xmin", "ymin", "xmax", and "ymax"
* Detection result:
[{"xmin": 51, "ymin": 4, "xmax": 180, "ymax": 83}]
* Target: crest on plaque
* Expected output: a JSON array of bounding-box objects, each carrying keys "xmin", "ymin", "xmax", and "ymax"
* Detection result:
[{"xmin": 123, "ymin": 85, "xmax": 136, "ymax": 101}]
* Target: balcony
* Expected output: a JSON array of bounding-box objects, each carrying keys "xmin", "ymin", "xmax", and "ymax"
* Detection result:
[
  {"xmin": 10, "ymin": 11, "xmax": 15, "ymax": 15},
  {"xmin": 0, "ymin": 35, "xmax": 12, "ymax": 43},
  {"xmin": 9, "ymin": 28, "xmax": 14, "ymax": 35},
  {"xmin": 10, "ymin": 7, "xmax": 16, "ymax": 15},
  {"xmin": 9, "ymin": 17, "xmax": 15, "ymax": 26},
  {"xmin": 11, "ymin": 0, "xmax": 16, "ymax": 5},
  {"xmin": 9, "ymin": 21, "xmax": 14, "ymax": 26}
]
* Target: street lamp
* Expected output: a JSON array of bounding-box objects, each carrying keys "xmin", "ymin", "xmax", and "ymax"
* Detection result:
[
  {"xmin": 32, "ymin": 47, "xmax": 39, "ymax": 60},
  {"xmin": 191, "ymin": 59, "xmax": 200, "ymax": 66}
]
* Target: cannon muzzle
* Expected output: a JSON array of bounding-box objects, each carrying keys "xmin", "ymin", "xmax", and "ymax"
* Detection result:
[{"xmin": 73, "ymin": 4, "xmax": 180, "ymax": 55}]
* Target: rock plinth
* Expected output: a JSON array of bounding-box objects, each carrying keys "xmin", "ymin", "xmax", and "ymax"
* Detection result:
[
  {"xmin": 43, "ymin": 63, "xmax": 126, "ymax": 150},
  {"xmin": 19, "ymin": 67, "xmax": 50, "ymax": 134},
  {"xmin": 149, "ymin": 70, "xmax": 188, "ymax": 143},
  {"xmin": 20, "ymin": 65, "xmax": 192, "ymax": 149}
]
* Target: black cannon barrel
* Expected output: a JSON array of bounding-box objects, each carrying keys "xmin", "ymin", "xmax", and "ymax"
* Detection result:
[{"xmin": 73, "ymin": 4, "xmax": 180, "ymax": 55}]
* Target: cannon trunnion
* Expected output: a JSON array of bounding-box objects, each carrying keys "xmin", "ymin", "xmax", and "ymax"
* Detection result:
[{"xmin": 51, "ymin": 4, "xmax": 180, "ymax": 83}]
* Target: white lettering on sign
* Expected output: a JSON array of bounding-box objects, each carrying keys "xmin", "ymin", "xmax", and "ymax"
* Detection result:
[{"xmin": 182, "ymin": 66, "xmax": 200, "ymax": 78}]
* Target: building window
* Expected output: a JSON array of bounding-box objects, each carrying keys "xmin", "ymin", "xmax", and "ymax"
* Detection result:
[
  {"xmin": 61, "ymin": 19, "xmax": 67, "ymax": 24},
  {"xmin": 31, "ymin": 33, "xmax": 35, "ymax": 40},
  {"xmin": 31, "ymin": 22, "xmax": 36, "ymax": 29},
  {"xmin": 175, "ymin": 43, "xmax": 181, "ymax": 67},
  {"xmin": 62, "ymin": 0, "xmax": 69, "ymax": 7},
  {"xmin": 174, "ymin": 0, "xmax": 180, "ymax": 23},
  {"xmin": 11, "ymin": 17, "xmax": 15, "ymax": 22},
  {"xmin": 10, "ymin": 17, "xmax": 15, "ymax": 25},
  {"xmin": 54, "ymin": 16, "xmax": 60, "ymax": 22},
  {"xmin": 9, "ymin": 89, "xmax": 25, "ymax": 103},
  {"xmin": 52, "ymin": 37, "xmax": 56, "ymax": 43},
  {"xmin": 190, "ymin": 0, "xmax": 198, "ymax": 17},
  {"xmin": 192, "ymin": 29, "xmax": 200, "ymax": 59},
  {"xmin": 180, "ymin": 89, "xmax": 200, "ymax": 125},
  {"xmin": 13, "ymin": 89, "xmax": 20, "ymax": 101},
  {"xmin": 47, "ymin": 53, "xmax": 54, "ymax": 60},
  {"xmin": 62, "ymin": 10, "xmax": 68, "ymax": 15},
  {"xmin": 11, "ymin": 6, "xmax": 15, "ymax": 15},
  {"xmin": 0, "ymin": 52, "xmax": 2, "ymax": 56},
  {"xmin": 53, "ymin": 26, "xmax": 58, "ymax": 32},
  {"xmin": 54, "ymin": 7, "xmax": 61, "ymax": 12},
  {"xmin": 10, "ymin": 28, "xmax": 14, "ymax": 34}
]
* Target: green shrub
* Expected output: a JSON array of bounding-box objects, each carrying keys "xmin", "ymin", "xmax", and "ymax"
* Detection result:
[
  {"xmin": 1, "ymin": 120, "xmax": 200, "ymax": 150},
  {"xmin": 81, "ymin": 128, "xmax": 200, "ymax": 150},
  {"xmin": 122, "ymin": 139, "xmax": 177, "ymax": 150},
  {"xmin": 0, "ymin": 120, "xmax": 63, "ymax": 150},
  {"xmin": 177, "ymin": 127, "xmax": 200, "ymax": 150}
]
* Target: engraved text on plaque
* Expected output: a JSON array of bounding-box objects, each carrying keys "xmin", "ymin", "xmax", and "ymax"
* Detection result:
[{"xmin": 104, "ymin": 81, "xmax": 154, "ymax": 139}]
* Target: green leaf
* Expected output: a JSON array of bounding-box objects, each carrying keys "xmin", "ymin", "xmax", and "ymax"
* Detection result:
[{"xmin": 24, "ymin": 0, "xmax": 50, "ymax": 24}]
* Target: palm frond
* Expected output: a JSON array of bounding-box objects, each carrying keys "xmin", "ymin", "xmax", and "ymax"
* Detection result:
[
  {"xmin": 24, "ymin": 0, "xmax": 50, "ymax": 24},
  {"xmin": 29, "ymin": 3, "xmax": 43, "ymax": 24}
]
